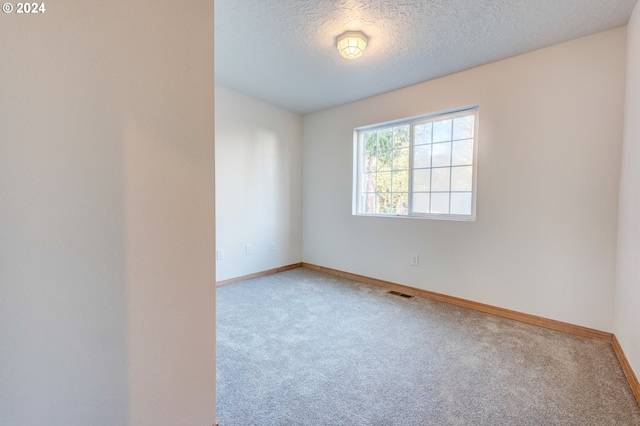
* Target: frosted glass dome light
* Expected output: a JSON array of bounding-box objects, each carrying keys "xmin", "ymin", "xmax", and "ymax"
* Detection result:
[{"xmin": 336, "ymin": 31, "xmax": 369, "ymax": 59}]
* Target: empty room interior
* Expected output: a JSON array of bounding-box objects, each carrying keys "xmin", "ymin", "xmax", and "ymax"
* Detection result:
[
  {"xmin": 2, "ymin": 0, "xmax": 640, "ymax": 425},
  {"xmin": 215, "ymin": 0, "xmax": 640, "ymax": 424}
]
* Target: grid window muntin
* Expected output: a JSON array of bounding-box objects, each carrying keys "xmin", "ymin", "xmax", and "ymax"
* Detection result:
[{"xmin": 355, "ymin": 106, "xmax": 478, "ymax": 220}]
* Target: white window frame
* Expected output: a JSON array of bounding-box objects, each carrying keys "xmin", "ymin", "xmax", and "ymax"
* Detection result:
[{"xmin": 352, "ymin": 105, "xmax": 479, "ymax": 221}]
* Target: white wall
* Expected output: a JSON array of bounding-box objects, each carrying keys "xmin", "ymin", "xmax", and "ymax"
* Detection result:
[
  {"xmin": 215, "ymin": 86, "xmax": 303, "ymax": 281},
  {"xmin": 0, "ymin": 2, "xmax": 216, "ymax": 425},
  {"xmin": 303, "ymin": 28, "xmax": 627, "ymax": 332},
  {"xmin": 615, "ymin": 2, "xmax": 640, "ymax": 383}
]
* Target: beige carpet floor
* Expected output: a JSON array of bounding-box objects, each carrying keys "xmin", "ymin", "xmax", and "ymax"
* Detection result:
[{"xmin": 216, "ymin": 267, "xmax": 640, "ymax": 425}]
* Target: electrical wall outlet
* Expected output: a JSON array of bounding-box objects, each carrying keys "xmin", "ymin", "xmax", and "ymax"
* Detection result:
[
  {"xmin": 216, "ymin": 249, "xmax": 224, "ymax": 261},
  {"xmin": 411, "ymin": 253, "xmax": 419, "ymax": 266},
  {"xmin": 245, "ymin": 244, "xmax": 252, "ymax": 255},
  {"xmin": 270, "ymin": 241, "xmax": 276, "ymax": 251}
]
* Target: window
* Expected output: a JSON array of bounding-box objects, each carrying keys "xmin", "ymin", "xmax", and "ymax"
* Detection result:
[{"xmin": 354, "ymin": 106, "xmax": 478, "ymax": 220}]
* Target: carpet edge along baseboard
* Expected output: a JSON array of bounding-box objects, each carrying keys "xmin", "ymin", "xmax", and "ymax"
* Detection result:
[
  {"xmin": 301, "ymin": 263, "xmax": 611, "ymax": 341},
  {"xmin": 216, "ymin": 263, "xmax": 303, "ymax": 288},
  {"xmin": 612, "ymin": 335, "xmax": 640, "ymax": 406}
]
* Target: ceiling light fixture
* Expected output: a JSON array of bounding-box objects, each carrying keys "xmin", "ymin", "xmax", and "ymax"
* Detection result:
[{"xmin": 336, "ymin": 31, "xmax": 369, "ymax": 60}]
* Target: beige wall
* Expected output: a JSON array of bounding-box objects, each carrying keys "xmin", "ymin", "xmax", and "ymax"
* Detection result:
[
  {"xmin": 215, "ymin": 86, "xmax": 303, "ymax": 281},
  {"xmin": 303, "ymin": 28, "xmax": 627, "ymax": 332},
  {"xmin": 615, "ymin": 1, "xmax": 640, "ymax": 384},
  {"xmin": 0, "ymin": 2, "xmax": 216, "ymax": 425}
]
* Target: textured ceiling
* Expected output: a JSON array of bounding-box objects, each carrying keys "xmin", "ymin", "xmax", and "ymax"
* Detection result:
[{"xmin": 215, "ymin": 0, "xmax": 638, "ymax": 115}]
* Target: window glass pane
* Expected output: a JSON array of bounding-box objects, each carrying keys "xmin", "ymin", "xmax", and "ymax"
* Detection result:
[
  {"xmin": 433, "ymin": 119, "xmax": 452, "ymax": 143},
  {"xmin": 376, "ymin": 150, "xmax": 392, "ymax": 171},
  {"xmin": 452, "ymin": 139, "xmax": 473, "ymax": 166},
  {"xmin": 451, "ymin": 166, "xmax": 472, "ymax": 191},
  {"xmin": 392, "ymin": 193, "xmax": 408, "ymax": 215},
  {"xmin": 393, "ymin": 125, "xmax": 410, "ymax": 149},
  {"xmin": 393, "ymin": 148, "xmax": 409, "ymax": 170},
  {"xmin": 364, "ymin": 132, "xmax": 377, "ymax": 152},
  {"xmin": 450, "ymin": 192, "xmax": 472, "ymax": 215},
  {"xmin": 431, "ymin": 168, "xmax": 450, "ymax": 192},
  {"xmin": 363, "ymin": 152, "xmax": 376, "ymax": 172},
  {"xmin": 361, "ymin": 173, "xmax": 376, "ymax": 193},
  {"xmin": 414, "ymin": 123, "xmax": 432, "ymax": 145},
  {"xmin": 413, "ymin": 192, "xmax": 430, "ymax": 213},
  {"xmin": 392, "ymin": 170, "xmax": 409, "ymax": 193},
  {"xmin": 431, "ymin": 192, "xmax": 450, "ymax": 214},
  {"xmin": 413, "ymin": 169, "xmax": 431, "ymax": 191},
  {"xmin": 432, "ymin": 142, "xmax": 451, "ymax": 167},
  {"xmin": 361, "ymin": 193, "xmax": 376, "ymax": 213},
  {"xmin": 414, "ymin": 144, "xmax": 431, "ymax": 168},
  {"xmin": 376, "ymin": 171, "xmax": 391, "ymax": 193},
  {"xmin": 377, "ymin": 128, "xmax": 393, "ymax": 151},
  {"xmin": 453, "ymin": 115, "xmax": 474, "ymax": 140},
  {"xmin": 376, "ymin": 193, "xmax": 391, "ymax": 214}
]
